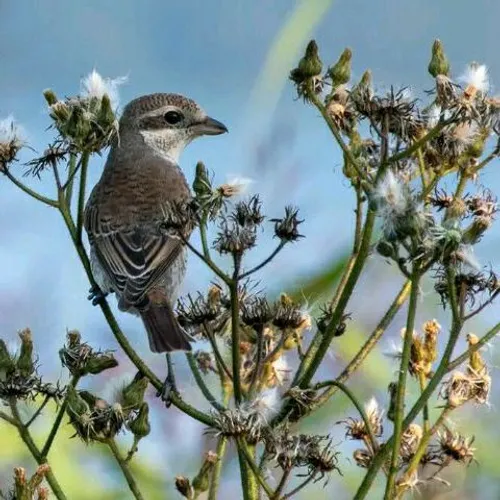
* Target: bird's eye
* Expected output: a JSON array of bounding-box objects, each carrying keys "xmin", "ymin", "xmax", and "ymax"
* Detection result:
[{"xmin": 164, "ymin": 110, "xmax": 183, "ymax": 125}]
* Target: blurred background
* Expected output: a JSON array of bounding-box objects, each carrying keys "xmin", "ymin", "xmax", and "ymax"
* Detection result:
[{"xmin": 1, "ymin": 0, "xmax": 500, "ymax": 498}]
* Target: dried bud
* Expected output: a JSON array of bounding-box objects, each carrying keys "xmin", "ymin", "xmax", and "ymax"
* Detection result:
[
  {"xmin": 129, "ymin": 402, "xmax": 151, "ymax": 438},
  {"xmin": 42, "ymin": 89, "xmax": 58, "ymax": 106},
  {"xmin": 0, "ymin": 339, "xmax": 16, "ymax": 376},
  {"xmin": 17, "ymin": 328, "xmax": 35, "ymax": 377},
  {"xmin": 467, "ymin": 333, "xmax": 485, "ymax": 373},
  {"xmin": 232, "ymin": 195, "xmax": 264, "ymax": 227},
  {"xmin": 328, "ymin": 48, "xmax": 352, "ymax": 87},
  {"xmin": 120, "ymin": 372, "xmax": 149, "ymax": 412},
  {"xmin": 290, "ymin": 40, "xmax": 322, "ymax": 84},
  {"xmin": 27, "ymin": 464, "xmax": 50, "ymax": 492},
  {"xmin": 270, "ymin": 206, "xmax": 304, "ymax": 242},
  {"xmin": 49, "ymin": 101, "xmax": 70, "ymax": 122},
  {"xmin": 97, "ymin": 94, "xmax": 116, "ymax": 128},
  {"xmin": 241, "ymin": 296, "xmax": 274, "ymax": 327},
  {"xmin": 273, "ymin": 294, "xmax": 306, "ymax": 330},
  {"xmin": 192, "ymin": 161, "xmax": 212, "ymax": 201},
  {"xmin": 438, "ymin": 429, "xmax": 475, "ymax": 465},
  {"xmin": 175, "ymin": 476, "xmax": 194, "ymax": 498},
  {"xmin": 192, "ymin": 451, "xmax": 218, "ymax": 495},
  {"xmin": 353, "ymin": 448, "xmax": 373, "ymax": 468},
  {"xmin": 428, "ymin": 39, "xmax": 450, "ymax": 78},
  {"xmin": 59, "ymin": 332, "xmax": 118, "ymax": 377},
  {"xmin": 84, "ymin": 352, "xmax": 118, "ymax": 375},
  {"xmin": 400, "ymin": 424, "xmax": 423, "ymax": 461}
]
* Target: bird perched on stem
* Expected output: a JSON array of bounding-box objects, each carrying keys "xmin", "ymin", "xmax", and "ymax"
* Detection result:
[{"xmin": 85, "ymin": 93, "xmax": 227, "ymax": 353}]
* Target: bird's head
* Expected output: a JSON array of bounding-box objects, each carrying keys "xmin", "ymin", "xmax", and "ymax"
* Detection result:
[{"xmin": 118, "ymin": 93, "xmax": 227, "ymax": 162}]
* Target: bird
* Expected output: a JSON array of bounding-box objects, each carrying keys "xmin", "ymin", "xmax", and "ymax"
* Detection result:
[{"xmin": 84, "ymin": 93, "xmax": 227, "ymax": 353}]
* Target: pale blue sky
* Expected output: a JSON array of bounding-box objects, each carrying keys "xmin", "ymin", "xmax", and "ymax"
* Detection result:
[{"xmin": 2, "ymin": 1, "xmax": 500, "ymax": 498}]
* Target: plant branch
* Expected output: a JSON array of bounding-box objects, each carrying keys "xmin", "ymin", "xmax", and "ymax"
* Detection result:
[
  {"xmin": 41, "ymin": 374, "xmax": 80, "ymax": 459},
  {"xmin": 239, "ymin": 242, "xmax": 286, "ymax": 279},
  {"xmin": 107, "ymin": 438, "xmax": 145, "ymax": 500},
  {"xmin": 9, "ymin": 399, "xmax": 67, "ymax": 500},
  {"xmin": 384, "ymin": 267, "xmax": 421, "ymax": 499},
  {"xmin": 3, "ymin": 168, "xmax": 59, "ymax": 207},
  {"xmin": 186, "ymin": 352, "xmax": 226, "ymax": 411},
  {"xmin": 76, "ymin": 151, "xmax": 89, "ymax": 241}
]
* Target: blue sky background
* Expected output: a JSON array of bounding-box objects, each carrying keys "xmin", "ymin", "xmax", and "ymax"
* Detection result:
[{"xmin": 2, "ymin": 1, "xmax": 500, "ymax": 498}]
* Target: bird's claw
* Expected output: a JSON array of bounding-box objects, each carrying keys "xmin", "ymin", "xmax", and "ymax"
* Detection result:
[
  {"xmin": 87, "ymin": 285, "xmax": 108, "ymax": 306},
  {"xmin": 157, "ymin": 374, "xmax": 177, "ymax": 408}
]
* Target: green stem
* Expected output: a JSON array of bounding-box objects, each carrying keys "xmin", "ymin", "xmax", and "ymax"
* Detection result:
[
  {"xmin": 384, "ymin": 268, "xmax": 421, "ymax": 499},
  {"xmin": 236, "ymin": 438, "xmax": 273, "ymax": 499},
  {"xmin": 230, "ymin": 279, "xmax": 243, "ymax": 405},
  {"xmin": 9, "ymin": 400, "xmax": 67, "ymax": 500},
  {"xmin": 64, "ymin": 152, "xmax": 78, "ymax": 207},
  {"xmin": 4, "ymin": 168, "xmax": 58, "ymax": 207},
  {"xmin": 208, "ymin": 435, "xmax": 228, "ymax": 500},
  {"xmin": 298, "ymin": 210, "xmax": 376, "ymax": 388},
  {"xmin": 76, "ymin": 151, "xmax": 89, "ymax": 241},
  {"xmin": 108, "ymin": 439, "xmax": 145, "ymax": 500},
  {"xmin": 314, "ymin": 380, "xmax": 378, "ymax": 452},
  {"xmin": 186, "ymin": 352, "xmax": 226, "ymax": 411},
  {"xmin": 239, "ymin": 242, "xmax": 285, "ymax": 279},
  {"xmin": 41, "ymin": 374, "xmax": 80, "ymax": 459},
  {"xmin": 447, "ymin": 320, "xmax": 500, "ymax": 371},
  {"xmin": 417, "ymin": 371, "xmax": 430, "ymax": 433},
  {"xmin": 354, "ymin": 267, "xmax": 463, "ymax": 500},
  {"xmin": 386, "ymin": 118, "xmax": 453, "ymax": 165}
]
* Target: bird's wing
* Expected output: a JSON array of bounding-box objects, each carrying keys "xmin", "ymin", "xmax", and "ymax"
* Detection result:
[{"xmin": 85, "ymin": 206, "xmax": 183, "ymax": 306}]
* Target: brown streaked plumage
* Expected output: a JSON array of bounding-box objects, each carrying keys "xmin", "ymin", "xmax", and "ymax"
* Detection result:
[{"xmin": 84, "ymin": 93, "xmax": 227, "ymax": 352}]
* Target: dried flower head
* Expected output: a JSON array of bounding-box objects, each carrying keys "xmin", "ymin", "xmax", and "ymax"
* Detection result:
[
  {"xmin": 0, "ymin": 115, "xmax": 23, "ymax": 167},
  {"xmin": 214, "ymin": 222, "xmax": 257, "ymax": 255},
  {"xmin": 437, "ymin": 429, "xmax": 475, "ymax": 465},
  {"xmin": 59, "ymin": 331, "xmax": 118, "ymax": 377},
  {"xmin": 340, "ymin": 397, "xmax": 383, "ymax": 440},
  {"xmin": 270, "ymin": 206, "xmax": 304, "ymax": 242},
  {"xmin": 400, "ymin": 423, "xmax": 423, "ymax": 462},
  {"xmin": 353, "ymin": 448, "xmax": 373, "ymax": 468},
  {"xmin": 80, "ymin": 69, "xmax": 127, "ymax": 109}
]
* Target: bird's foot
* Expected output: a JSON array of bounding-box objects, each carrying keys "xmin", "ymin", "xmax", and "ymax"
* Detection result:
[
  {"xmin": 157, "ymin": 372, "xmax": 177, "ymax": 408},
  {"xmin": 87, "ymin": 285, "xmax": 108, "ymax": 306}
]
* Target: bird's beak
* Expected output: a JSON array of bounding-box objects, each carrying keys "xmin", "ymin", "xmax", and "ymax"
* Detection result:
[{"xmin": 194, "ymin": 116, "xmax": 228, "ymax": 136}]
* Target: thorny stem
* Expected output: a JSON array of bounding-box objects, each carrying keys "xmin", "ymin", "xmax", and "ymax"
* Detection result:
[
  {"xmin": 107, "ymin": 438, "xmax": 145, "ymax": 500},
  {"xmin": 41, "ymin": 374, "xmax": 80, "ymax": 459},
  {"xmin": 186, "ymin": 352, "xmax": 226, "ymax": 411},
  {"xmin": 384, "ymin": 268, "xmax": 421, "ymax": 499},
  {"xmin": 314, "ymin": 380, "xmax": 378, "ymax": 453},
  {"xmin": 3, "ymin": 168, "xmax": 59, "ymax": 207},
  {"xmin": 9, "ymin": 399, "xmax": 67, "ymax": 500},
  {"xmin": 354, "ymin": 267, "xmax": 463, "ymax": 500}
]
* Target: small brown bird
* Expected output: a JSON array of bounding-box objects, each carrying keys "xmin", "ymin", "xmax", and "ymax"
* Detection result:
[{"xmin": 84, "ymin": 93, "xmax": 227, "ymax": 352}]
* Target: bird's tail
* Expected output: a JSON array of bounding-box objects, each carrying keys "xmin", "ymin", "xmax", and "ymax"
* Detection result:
[{"xmin": 139, "ymin": 299, "xmax": 192, "ymax": 353}]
